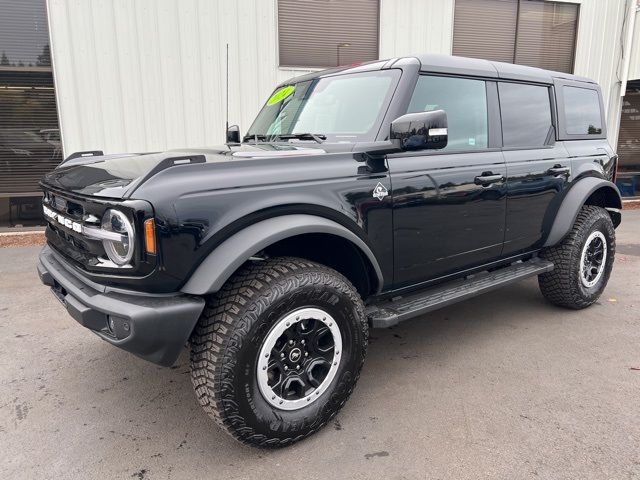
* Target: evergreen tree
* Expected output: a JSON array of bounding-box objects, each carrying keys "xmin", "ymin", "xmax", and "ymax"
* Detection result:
[{"xmin": 36, "ymin": 44, "xmax": 51, "ymax": 67}]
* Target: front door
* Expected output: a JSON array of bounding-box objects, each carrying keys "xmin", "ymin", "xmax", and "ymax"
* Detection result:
[{"xmin": 388, "ymin": 75, "xmax": 506, "ymax": 288}]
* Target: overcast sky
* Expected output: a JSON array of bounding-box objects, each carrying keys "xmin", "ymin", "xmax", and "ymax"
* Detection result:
[{"xmin": 0, "ymin": 0, "xmax": 49, "ymax": 65}]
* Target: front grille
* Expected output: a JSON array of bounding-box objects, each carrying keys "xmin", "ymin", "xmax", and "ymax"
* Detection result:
[
  {"xmin": 46, "ymin": 191, "xmax": 86, "ymax": 221},
  {"xmin": 41, "ymin": 186, "xmax": 110, "ymax": 268}
]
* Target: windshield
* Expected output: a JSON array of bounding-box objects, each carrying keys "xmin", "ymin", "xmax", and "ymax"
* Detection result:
[{"xmin": 245, "ymin": 70, "xmax": 400, "ymax": 143}]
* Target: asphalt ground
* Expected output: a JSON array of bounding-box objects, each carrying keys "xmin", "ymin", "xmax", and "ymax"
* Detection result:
[{"xmin": 1, "ymin": 211, "xmax": 639, "ymax": 479}]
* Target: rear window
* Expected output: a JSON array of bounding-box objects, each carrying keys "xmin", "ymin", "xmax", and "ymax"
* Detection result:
[
  {"xmin": 499, "ymin": 83, "xmax": 553, "ymax": 148},
  {"xmin": 562, "ymin": 86, "xmax": 603, "ymax": 135}
]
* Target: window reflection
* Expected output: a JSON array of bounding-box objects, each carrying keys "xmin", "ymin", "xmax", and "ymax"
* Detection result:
[
  {"xmin": 563, "ymin": 87, "xmax": 602, "ymax": 135},
  {"xmin": 407, "ymin": 76, "xmax": 488, "ymax": 151},
  {"xmin": 499, "ymin": 83, "xmax": 552, "ymax": 148},
  {"xmin": 0, "ymin": 0, "xmax": 61, "ymax": 227}
]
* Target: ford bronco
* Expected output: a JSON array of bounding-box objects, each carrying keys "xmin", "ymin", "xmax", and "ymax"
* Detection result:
[{"xmin": 37, "ymin": 54, "xmax": 621, "ymax": 447}]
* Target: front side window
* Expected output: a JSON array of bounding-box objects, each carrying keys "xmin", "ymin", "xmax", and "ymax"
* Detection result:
[
  {"xmin": 246, "ymin": 70, "xmax": 400, "ymax": 143},
  {"xmin": 499, "ymin": 82, "xmax": 553, "ymax": 148},
  {"xmin": 407, "ymin": 75, "xmax": 488, "ymax": 151},
  {"xmin": 563, "ymin": 86, "xmax": 603, "ymax": 135}
]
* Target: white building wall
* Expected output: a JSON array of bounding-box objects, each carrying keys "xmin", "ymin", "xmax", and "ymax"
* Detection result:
[
  {"xmin": 48, "ymin": 0, "xmax": 634, "ymax": 156},
  {"xmin": 378, "ymin": 0, "xmax": 454, "ymax": 57},
  {"xmin": 47, "ymin": 0, "xmax": 315, "ymax": 156}
]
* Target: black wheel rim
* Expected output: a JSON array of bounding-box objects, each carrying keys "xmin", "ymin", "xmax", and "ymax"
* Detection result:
[
  {"xmin": 580, "ymin": 231, "xmax": 607, "ymax": 288},
  {"xmin": 257, "ymin": 308, "xmax": 342, "ymax": 410}
]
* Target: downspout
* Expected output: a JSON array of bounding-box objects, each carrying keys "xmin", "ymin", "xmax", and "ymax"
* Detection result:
[{"xmin": 620, "ymin": 0, "xmax": 639, "ymax": 97}]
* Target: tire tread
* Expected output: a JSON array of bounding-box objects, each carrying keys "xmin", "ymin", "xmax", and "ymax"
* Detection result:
[
  {"xmin": 189, "ymin": 257, "xmax": 367, "ymax": 448},
  {"xmin": 539, "ymin": 205, "xmax": 615, "ymax": 309}
]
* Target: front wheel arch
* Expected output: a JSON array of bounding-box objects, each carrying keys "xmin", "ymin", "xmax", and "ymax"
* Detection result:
[{"xmin": 180, "ymin": 214, "xmax": 383, "ymax": 297}]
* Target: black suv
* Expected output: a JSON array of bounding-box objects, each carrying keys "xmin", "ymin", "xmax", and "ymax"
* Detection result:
[{"xmin": 37, "ymin": 54, "xmax": 621, "ymax": 447}]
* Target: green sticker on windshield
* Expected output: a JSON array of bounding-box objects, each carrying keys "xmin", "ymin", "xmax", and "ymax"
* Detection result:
[{"xmin": 267, "ymin": 85, "xmax": 295, "ymax": 106}]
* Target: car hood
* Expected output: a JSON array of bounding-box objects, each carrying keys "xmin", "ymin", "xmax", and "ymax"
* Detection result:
[{"xmin": 41, "ymin": 143, "xmax": 349, "ymax": 198}]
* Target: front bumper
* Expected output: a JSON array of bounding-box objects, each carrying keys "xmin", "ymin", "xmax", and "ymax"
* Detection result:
[{"xmin": 37, "ymin": 245, "xmax": 205, "ymax": 366}]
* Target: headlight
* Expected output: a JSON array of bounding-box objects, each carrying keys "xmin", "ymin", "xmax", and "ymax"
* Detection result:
[{"xmin": 101, "ymin": 209, "xmax": 135, "ymax": 266}]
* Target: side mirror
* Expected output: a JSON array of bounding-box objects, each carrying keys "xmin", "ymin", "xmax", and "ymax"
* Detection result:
[
  {"xmin": 226, "ymin": 125, "xmax": 241, "ymax": 144},
  {"xmin": 390, "ymin": 110, "xmax": 448, "ymax": 151}
]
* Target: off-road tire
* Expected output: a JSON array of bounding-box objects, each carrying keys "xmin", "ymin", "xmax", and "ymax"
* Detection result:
[
  {"xmin": 538, "ymin": 205, "xmax": 615, "ymax": 309},
  {"xmin": 189, "ymin": 257, "xmax": 368, "ymax": 448}
]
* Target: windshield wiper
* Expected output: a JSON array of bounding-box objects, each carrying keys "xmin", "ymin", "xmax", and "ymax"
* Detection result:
[
  {"xmin": 243, "ymin": 134, "xmax": 269, "ymax": 143},
  {"xmin": 275, "ymin": 133, "xmax": 326, "ymax": 144},
  {"xmin": 242, "ymin": 133, "xmax": 327, "ymax": 144}
]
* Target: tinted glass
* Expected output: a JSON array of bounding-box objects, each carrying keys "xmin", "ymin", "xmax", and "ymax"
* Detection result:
[
  {"xmin": 453, "ymin": 0, "xmax": 578, "ymax": 74},
  {"xmin": 247, "ymin": 70, "xmax": 400, "ymax": 143},
  {"xmin": 407, "ymin": 76, "xmax": 488, "ymax": 151},
  {"xmin": 514, "ymin": 1, "xmax": 578, "ymax": 73},
  {"xmin": 499, "ymin": 82, "xmax": 552, "ymax": 147},
  {"xmin": 278, "ymin": 0, "xmax": 378, "ymax": 68},
  {"xmin": 563, "ymin": 86, "xmax": 603, "ymax": 135}
]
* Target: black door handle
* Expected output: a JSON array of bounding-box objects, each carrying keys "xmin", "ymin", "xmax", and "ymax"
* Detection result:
[
  {"xmin": 547, "ymin": 165, "xmax": 570, "ymax": 175},
  {"xmin": 474, "ymin": 173, "xmax": 504, "ymax": 185}
]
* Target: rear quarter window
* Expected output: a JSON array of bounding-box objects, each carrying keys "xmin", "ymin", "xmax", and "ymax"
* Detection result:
[{"xmin": 562, "ymin": 86, "xmax": 603, "ymax": 135}]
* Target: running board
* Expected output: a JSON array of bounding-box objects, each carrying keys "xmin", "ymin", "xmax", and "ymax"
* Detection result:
[{"xmin": 367, "ymin": 258, "xmax": 554, "ymax": 328}]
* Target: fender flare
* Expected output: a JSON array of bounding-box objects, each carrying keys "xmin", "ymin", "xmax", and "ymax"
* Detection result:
[
  {"xmin": 543, "ymin": 178, "xmax": 622, "ymax": 247},
  {"xmin": 180, "ymin": 214, "xmax": 384, "ymax": 295}
]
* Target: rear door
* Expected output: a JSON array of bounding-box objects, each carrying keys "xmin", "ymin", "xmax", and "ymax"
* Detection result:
[
  {"xmin": 499, "ymin": 81, "xmax": 571, "ymax": 256},
  {"xmin": 388, "ymin": 75, "xmax": 506, "ymax": 288}
]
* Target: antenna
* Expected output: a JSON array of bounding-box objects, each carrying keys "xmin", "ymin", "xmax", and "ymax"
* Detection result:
[{"xmin": 225, "ymin": 43, "xmax": 229, "ymax": 136}]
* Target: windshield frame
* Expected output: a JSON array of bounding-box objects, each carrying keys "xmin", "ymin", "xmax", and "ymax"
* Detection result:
[{"xmin": 245, "ymin": 69, "xmax": 402, "ymax": 144}]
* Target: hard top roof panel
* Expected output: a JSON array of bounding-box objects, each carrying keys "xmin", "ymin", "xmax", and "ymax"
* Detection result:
[
  {"xmin": 277, "ymin": 54, "xmax": 595, "ymax": 87},
  {"xmin": 415, "ymin": 53, "xmax": 595, "ymax": 84}
]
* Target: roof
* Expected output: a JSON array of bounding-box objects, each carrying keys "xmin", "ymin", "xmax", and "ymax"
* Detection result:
[
  {"xmin": 279, "ymin": 53, "xmax": 595, "ymax": 87},
  {"xmin": 414, "ymin": 53, "xmax": 595, "ymax": 85}
]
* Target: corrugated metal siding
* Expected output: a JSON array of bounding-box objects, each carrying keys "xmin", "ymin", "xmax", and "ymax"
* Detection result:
[
  {"xmin": 629, "ymin": 11, "xmax": 640, "ymax": 81},
  {"xmin": 378, "ymin": 0, "xmax": 454, "ymax": 58},
  {"xmin": 47, "ymin": 0, "xmax": 315, "ymax": 155}
]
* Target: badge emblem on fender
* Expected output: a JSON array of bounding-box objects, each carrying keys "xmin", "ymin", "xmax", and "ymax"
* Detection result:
[{"xmin": 373, "ymin": 182, "xmax": 388, "ymax": 201}]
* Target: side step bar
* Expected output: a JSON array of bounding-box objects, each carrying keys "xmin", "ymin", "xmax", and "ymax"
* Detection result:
[{"xmin": 367, "ymin": 258, "xmax": 554, "ymax": 328}]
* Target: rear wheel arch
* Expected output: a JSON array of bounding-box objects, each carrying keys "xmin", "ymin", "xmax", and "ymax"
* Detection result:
[
  {"xmin": 544, "ymin": 178, "xmax": 621, "ymax": 247},
  {"xmin": 180, "ymin": 214, "xmax": 383, "ymax": 297}
]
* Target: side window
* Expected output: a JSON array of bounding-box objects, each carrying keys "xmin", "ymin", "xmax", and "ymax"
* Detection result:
[
  {"xmin": 562, "ymin": 86, "xmax": 603, "ymax": 135},
  {"xmin": 499, "ymin": 82, "xmax": 553, "ymax": 148},
  {"xmin": 407, "ymin": 76, "xmax": 488, "ymax": 151}
]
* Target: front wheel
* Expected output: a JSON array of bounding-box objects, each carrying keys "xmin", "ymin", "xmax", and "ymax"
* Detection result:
[
  {"xmin": 538, "ymin": 205, "xmax": 616, "ymax": 309},
  {"xmin": 189, "ymin": 257, "xmax": 368, "ymax": 447}
]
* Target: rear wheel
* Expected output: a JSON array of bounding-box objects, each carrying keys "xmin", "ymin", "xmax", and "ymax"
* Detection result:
[
  {"xmin": 538, "ymin": 205, "xmax": 615, "ymax": 309},
  {"xmin": 189, "ymin": 257, "xmax": 368, "ymax": 447}
]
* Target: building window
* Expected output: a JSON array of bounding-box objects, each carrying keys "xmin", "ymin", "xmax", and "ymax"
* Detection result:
[
  {"xmin": 616, "ymin": 83, "xmax": 640, "ymax": 198},
  {"xmin": 453, "ymin": 0, "xmax": 578, "ymax": 73},
  {"xmin": 0, "ymin": 0, "xmax": 61, "ymax": 228},
  {"xmin": 407, "ymin": 76, "xmax": 488, "ymax": 151},
  {"xmin": 499, "ymin": 82, "xmax": 553, "ymax": 148},
  {"xmin": 278, "ymin": 0, "xmax": 379, "ymax": 68}
]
